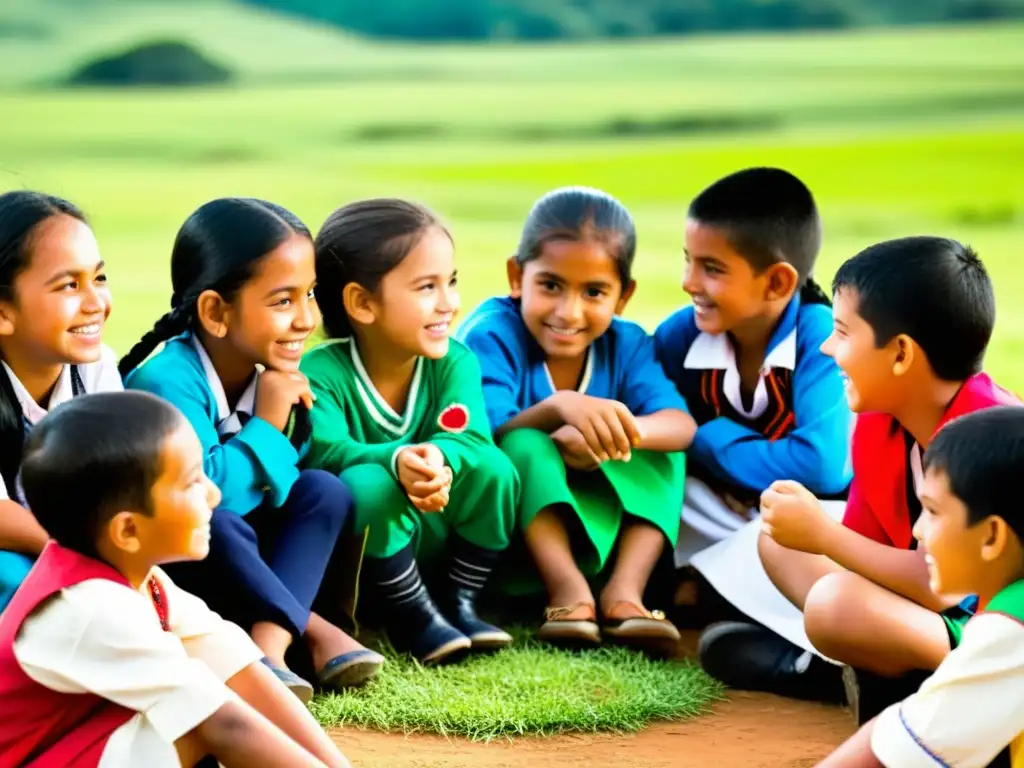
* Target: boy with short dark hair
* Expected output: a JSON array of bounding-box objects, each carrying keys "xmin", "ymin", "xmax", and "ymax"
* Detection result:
[
  {"xmin": 0, "ymin": 391, "xmax": 349, "ymax": 768},
  {"xmin": 756, "ymin": 236, "xmax": 1019, "ymax": 718},
  {"xmin": 819, "ymin": 406, "xmax": 1024, "ymax": 768},
  {"xmin": 655, "ymin": 167, "xmax": 852, "ymax": 699}
]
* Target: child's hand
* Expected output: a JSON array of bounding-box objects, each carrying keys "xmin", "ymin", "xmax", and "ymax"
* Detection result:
[
  {"xmin": 397, "ymin": 444, "xmax": 452, "ymax": 513},
  {"xmin": 759, "ymin": 480, "xmax": 837, "ymax": 555},
  {"xmin": 551, "ymin": 391, "xmax": 641, "ymax": 462},
  {"xmin": 551, "ymin": 424, "xmax": 602, "ymax": 471},
  {"xmin": 255, "ymin": 371, "xmax": 316, "ymax": 433}
]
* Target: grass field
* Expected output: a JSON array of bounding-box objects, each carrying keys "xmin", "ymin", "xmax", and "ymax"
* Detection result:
[{"xmin": 1, "ymin": 7, "xmax": 1023, "ymax": 388}]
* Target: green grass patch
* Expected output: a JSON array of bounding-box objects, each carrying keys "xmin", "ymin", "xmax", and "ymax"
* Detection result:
[{"xmin": 309, "ymin": 629, "xmax": 724, "ymax": 741}]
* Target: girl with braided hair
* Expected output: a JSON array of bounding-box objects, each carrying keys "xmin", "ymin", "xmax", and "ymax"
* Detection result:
[
  {"xmin": 0, "ymin": 191, "xmax": 122, "ymax": 614},
  {"xmin": 122, "ymin": 197, "xmax": 383, "ymax": 700}
]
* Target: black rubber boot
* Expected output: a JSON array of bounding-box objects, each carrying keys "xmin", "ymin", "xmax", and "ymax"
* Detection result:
[
  {"xmin": 437, "ymin": 535, "xmax": 513, "ymax": 650},
  {"xmin": 363, "ymin": 542, "xmax": 471, "ymax": 665}
]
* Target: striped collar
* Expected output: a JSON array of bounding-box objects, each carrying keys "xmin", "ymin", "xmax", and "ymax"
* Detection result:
[{"xmin": 347, "ymin": 338, "xmax": 424, "ymax": 437}]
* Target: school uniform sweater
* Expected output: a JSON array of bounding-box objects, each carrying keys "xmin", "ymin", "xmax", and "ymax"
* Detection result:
[
  {"xmin": 654, "ymin": 295, "xmax": 851, "ymax": 496},
  {"xmin": 124, "ymin": 334, "xmax": 301, "ymax": 515},
  {"xmin": 455, "ymin": 296, "xmax": 688, "ymax": 431}
]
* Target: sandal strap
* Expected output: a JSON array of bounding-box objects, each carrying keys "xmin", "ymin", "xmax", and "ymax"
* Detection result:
[
  {"xmin": 604, "ymin": 601, "xmax": 667, "ymax": 622},
  {"xmin": 544, "ymin": 602, "xmax": 596, "ymax": 621}
]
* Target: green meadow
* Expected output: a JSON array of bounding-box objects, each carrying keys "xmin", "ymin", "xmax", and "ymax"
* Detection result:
[{"xmin": 2, "ymin": 7, "xmax": 1023, "ymax": 387}]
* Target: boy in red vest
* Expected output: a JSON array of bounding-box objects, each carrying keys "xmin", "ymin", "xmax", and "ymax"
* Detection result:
[
  {"xmin": 0, "ymin": 391, "xmax": 349, "ymax": 768},
  {"xmin": 703, "ymin": 236, "xmax": 1018, "ymax": 720}
]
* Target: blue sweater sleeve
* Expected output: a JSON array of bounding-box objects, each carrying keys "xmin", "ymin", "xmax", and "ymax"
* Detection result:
[
  {"xmin": 688, "ymin": 308, "xmax": 853, "ymax": 496},
  {"xmin": 618, "ymin": 322, "xmax": 689, "ymax": 416},
  {"xmin": 653, "ymin": 308, "xmax": 701, "ymax": 397},
  {"xmin": 126, "ymin": 353, "xmax": 299, "ymax": 514},
  {"xmin": 458, "ymin": 310, "xmax": 524, "ymax": 434}
]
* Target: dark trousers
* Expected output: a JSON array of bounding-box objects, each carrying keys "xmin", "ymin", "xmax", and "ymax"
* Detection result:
[{"xmin": 166, "ymin": 469, "xmax": 352, "ymax": 636}]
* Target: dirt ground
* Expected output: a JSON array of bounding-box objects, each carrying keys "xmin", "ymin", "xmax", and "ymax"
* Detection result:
[{"xmin": 329, "ymin": 631, "xmax": 855, "ymax": 768}]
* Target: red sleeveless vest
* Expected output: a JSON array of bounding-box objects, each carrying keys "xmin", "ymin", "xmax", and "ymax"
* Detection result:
[{"xmin": 0, "ymin": 542, "xmax": 137, "ymax": 768}]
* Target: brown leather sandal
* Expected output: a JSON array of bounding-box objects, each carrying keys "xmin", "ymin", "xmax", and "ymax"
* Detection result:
[
  {"xmin": 601, "ymin": 601, "xmax": 681, "ymax": 646},
  {"xmin": 537, "ymin": 602, "xmax": 601, "ymax": 645}
]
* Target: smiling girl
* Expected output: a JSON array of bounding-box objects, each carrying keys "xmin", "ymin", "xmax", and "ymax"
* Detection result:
[
  {"xmin": 120, "ymin": 197, "xmax": 382, "ymax": 700},
  {"xmin": 458, "ymin": 186, "xmax": 695, "ymax": 650},
  {"xmin": 0, "ymin": 191, "xmax": 122, "ymax": 613},
  {"xmin": 301, "ymin": 199, "xmax": 518, "ymax": 666}
]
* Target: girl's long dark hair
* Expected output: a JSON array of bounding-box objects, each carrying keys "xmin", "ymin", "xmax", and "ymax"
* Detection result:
[{"xmin": 0, "ymin": 191, "xmax": 88, "ymax": 497}]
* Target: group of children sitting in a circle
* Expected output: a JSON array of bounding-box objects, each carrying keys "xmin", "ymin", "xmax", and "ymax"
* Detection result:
[{"xmin": 0, "ymin": 167, "xmax": 1021, "ymax": 768}]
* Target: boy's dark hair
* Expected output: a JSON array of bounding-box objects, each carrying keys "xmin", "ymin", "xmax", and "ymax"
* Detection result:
[
  {"xmin": 832, "ymin": 236, "xmax": 994, "ymax": 381},
  {"xmin": 118, "ymin": 197, "xmax": 311, "ymax": 377},
  {"xmin": 20, "ymin": 391, "xmax": 184, "ymax": 559},
  {"xmin": 315, "ymin": 198, "xmax": 449, "ymax": 338},
  {"xmin": 924, "ymin": 406, "xmax": 1024, "ymax": 545},
  {"xmin": 514, "ymin": 186, "xmax": 636, "ymax": 289},
  {"xmin": 688, "ymin": 167, "xmax": 829, "ymax": 306},
  {"xmin": 0, "ymin": 190, "xmax": 88, "ymax": 499}
]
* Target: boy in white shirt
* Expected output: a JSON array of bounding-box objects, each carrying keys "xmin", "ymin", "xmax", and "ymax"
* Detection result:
[{"xmin": 0, "ymin": 391, "xmax": 349, "ymax": 768}]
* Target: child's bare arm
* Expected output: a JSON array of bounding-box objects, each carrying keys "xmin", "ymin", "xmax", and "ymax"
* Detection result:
[
  {"xmin": 815, "ymin": 720, "xmax": 885, "ymax": 768},
  {"xmin": 761, "ymin": 482, "xmax": 956, "ymax": 612},
  {"xmin": 817, "ymin": 526, "xmax": 955, "ymax": 612},
  {"xmin": 224, "ymin": 661, "xmax": 349, "ymax": 767},
  {"xmin": 0, "ymin": 499, "xmax": 47, "ymax": 554},
  {"xmin": 634, "ymin": 409, "xmax": 697, "ymax": 452},
  {"xmin": 179, "ymin": 698, "xmax": 341, "ymax": 768}
]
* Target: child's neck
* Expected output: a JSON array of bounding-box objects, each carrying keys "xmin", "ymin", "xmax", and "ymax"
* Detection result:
[
  {"xmin": 546, "ymin": 352, "xmax": 587, "ymax": 392},
  {"xmin": 96, "ymin": 542, "xmax": 153, "ymax": 590},
  {"xmin": 893, "ymin": 377, "xmax": 965, "ymax": 448},
  {"xmin": 197, "ymin": 332, "xmax": 257, "ymax": 409},
  {"xmin": 0, "ymin": 345, "xmax": 64, "ymax": 408},
  {"xmin": 728, "ymin": 308, "xmax": 786, "ymax": 395},
  {"xmin": 353, "ymin": 331, "xmax": 418, "ymax": 414}
]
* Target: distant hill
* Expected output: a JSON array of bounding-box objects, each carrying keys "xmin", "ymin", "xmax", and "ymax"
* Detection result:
[
  {"xmin": 242, "ymin": 0, "xmax": 1024, "ymax": 41},
  {"xmin": 0, "ymin": 0, "xmax": 366, "ymax": 88}
]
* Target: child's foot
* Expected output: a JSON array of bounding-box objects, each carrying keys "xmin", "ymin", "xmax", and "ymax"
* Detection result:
[
  {"xmin": 699, "ymin": 621, "xmax": 844, "ymax": 703},
  {"xmin": 363, "ymin": 544, "xmax": 472, "ymax": 666},
  {"xmin": 306, "ymin": 619, "xmax": 385, "ymax": 690},
  {"xmin": 538, "ymin": 602, "xmax": 601, "ymax": 646},
  {"xmin": 437, "ymin": 535, "xmax": 512, "ymax": 651},
  {"xmin": 601, "ymin": 601, "xmax": 681, "ymax": 648},
  {"xmin": 260, "ymin": 657, "xmax": 315, "ymax": 703}
]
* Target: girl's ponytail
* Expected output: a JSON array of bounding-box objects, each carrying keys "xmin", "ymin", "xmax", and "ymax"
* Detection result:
[{"xmin": 117, "ymin": 304, "xmax": 193, "ymax": 378}]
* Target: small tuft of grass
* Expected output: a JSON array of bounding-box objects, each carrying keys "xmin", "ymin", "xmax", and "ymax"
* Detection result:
[{"xmin": 309, "ymin": 628, "xmax": 724, "ymax": 741}]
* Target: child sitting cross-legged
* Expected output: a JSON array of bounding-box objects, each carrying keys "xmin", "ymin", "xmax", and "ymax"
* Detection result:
[
  {"xmin": 819, "ymin": 406, "xmax": 1024, "ymax": 768},
  {"xmin": 0, "ymin": 391, "xmax": 349, "ymax": 768}
]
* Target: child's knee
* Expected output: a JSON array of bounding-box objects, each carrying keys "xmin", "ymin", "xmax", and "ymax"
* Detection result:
[
  {"xmin": 498, "ymin": 428, "xmax": 558, "ymax": 470},
  {"xmin": 294, "ymin": 469, "xmax": 354, "ymax": 520},
  {"xmin": 803, "ymin": 571, "xmax": 861, "ymax": 654},
  {"xmin": 468, "ymin": 445, "xmax": 519, "ymax": 490},
  {"xmin": 339, "ymin": 463, "xmax": 407, "ymax": 527}
]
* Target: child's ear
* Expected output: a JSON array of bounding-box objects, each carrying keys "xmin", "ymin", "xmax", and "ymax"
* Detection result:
[
  {"xmin": 506, "ymin": 256, "xmax": 524, "ymax": 298},
  {"xmin": 615, "ymin": 279, "xmax": 637, "ymax": 315},
  {"xmin": 891, "ymin": 334, "xmax": 917, "ymax": 378},
  {"xmin": 107, "ymin": 511, "xmax": 142, "ymax": 555},
  {"xmin": 0, "ymin": 302, "xmax": 15, "ymax": 337},
  {"xmin": 980, "ymin": 515, "xmax": 1010, "ymax": 563},
  {"xmin": 343, "ymin": 283, "xmax": 376, "ymax": 328},
  {"xmin": 764, "ymin": 263, "xmax": 799, "ymax": 302},
  {"xmin": 195, "ymin": 290, "xmax": 230, "ymax": 339}
]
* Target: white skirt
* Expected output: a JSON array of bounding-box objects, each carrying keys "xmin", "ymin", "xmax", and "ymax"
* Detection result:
[{"xmin": 674, "ymin": 476, "xmax": 846, "ymax": 660}]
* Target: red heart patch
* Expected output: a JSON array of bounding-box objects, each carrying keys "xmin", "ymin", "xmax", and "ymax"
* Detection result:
[{"xmin": 438, "ymin": 403, "xmax": 469, "ymax": 433}]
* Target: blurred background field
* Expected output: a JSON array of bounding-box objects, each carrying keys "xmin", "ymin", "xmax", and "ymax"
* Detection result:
[{"xmin": 1, "ymin": 1, "xmax": 1023, "ymax": 388}]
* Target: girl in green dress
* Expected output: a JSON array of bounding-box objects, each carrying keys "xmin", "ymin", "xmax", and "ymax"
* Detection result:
[
  {"xmin": 457, "ymin": 187, "xmax": 696, "ymax": 649},
  {"xmin": 301, "ymin": 199, "xmax": 519, "ymax": 665}
]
